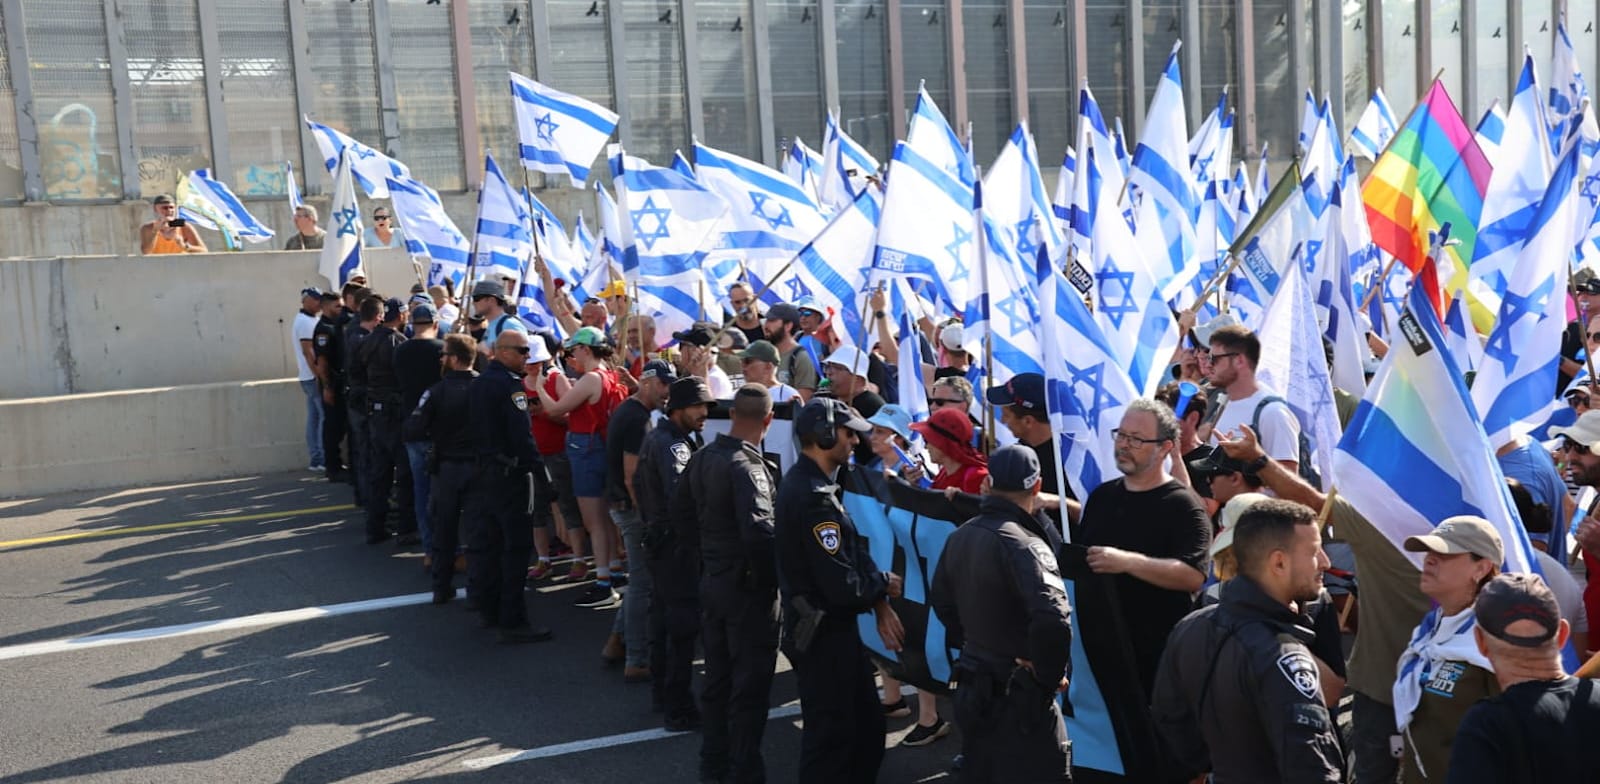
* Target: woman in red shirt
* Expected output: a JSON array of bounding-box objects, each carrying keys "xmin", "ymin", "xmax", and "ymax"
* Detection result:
[
  {"xmin": 524, "ymin": 338, "xmax": 589, "ymax": 581},
  {"xmin": 911, "ymin": 406, "xmax": 989, "ymax": 495}
]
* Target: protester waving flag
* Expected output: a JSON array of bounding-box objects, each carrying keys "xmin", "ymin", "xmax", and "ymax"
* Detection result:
[
  {"xmin": 305, "ymin": 117, "xmax": 410, "ymax": 199},
  {"xmin": 1350, "ymin": 88, "xmax": 1399, "ymax": 161},
  {"xmin": 177, "ymin": 169, "xmax": 275, "ymax": 248},
  {"xmin": 317, "ymin": 150, "xmax": 363, "ymax": 289},
  {"xmin": 510, "ymin": 71, "xmax": 619, "ymax": 187}
]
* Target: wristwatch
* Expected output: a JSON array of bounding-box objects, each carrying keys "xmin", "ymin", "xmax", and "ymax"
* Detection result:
[
  {"xmin": 874, "ymin": 310, "xmax": 887, "ymax": 320},
  {"xmin": 1245, "ymin": 455, "xmax": 1271, "ymax": 473}
]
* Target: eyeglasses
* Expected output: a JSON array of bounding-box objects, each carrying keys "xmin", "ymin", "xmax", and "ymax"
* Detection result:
[
  {"xmin": 505, "ymin": 345, "xmax": 531, "ymax": 354},
  {"xmin": 1111, "ymin": 428, "xmax": 1167, "ymax": 446},
  {"xmin": 1209, "ymin": 352, "xmax": 1241, "ymax": 362},
  {"xmin": 1588, "ymin": 332, "xmax": 1600, "ymax": 342},
  {"xmin": 1569, "ymin": 394, "xmax": 1591, "ymax": 408},
  {"xmin": 929, "ymin": 397, "xmax": 965, "ymax": 407}
]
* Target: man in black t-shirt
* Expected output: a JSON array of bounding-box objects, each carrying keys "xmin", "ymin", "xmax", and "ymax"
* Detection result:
[
  {"xmin": 394, "ymin": 303, "xmax": 445, "ymax": 553},
  {"xmin": 1059, "ymin": 397, "xmax": 1211, "ymax": 784},
  {"xmin": 987, "ymin": 373, "xmax": 1078, "ymax": 522},
  {"xmin": 1449, "ymin": 573, "xmax": 1600, "ymax": 783},
  {"xmin": 313, "ymin": 293, "xmax": 348, "ymax": 481},
  {"xmin": 596, "ymin": 360, "xmax": 673, "ymax": 662}
]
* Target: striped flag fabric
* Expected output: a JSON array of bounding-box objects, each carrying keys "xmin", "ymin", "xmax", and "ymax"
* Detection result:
[
  {"xmin": 782, "ymin": 136, "xmax": 825, "ymax": 206},
  {"xmin": 870, "ymin": 88, "xmax": 974, "ymax": 311},
  {"xmin": 962, "ymin": 177, "xmax": 1044, "ymax": 384},
  {"xmin": 609, "ymin": 146, "xmax": 730, "ymax": 338},
  {"xmin": 317, "ymin": 150, "xmax": 364, "ymax": 288},
  {"xmin": 783, "ymin": 188, "xmax": 882, "ymax": 349},
  {"xmin": 693, "ymin": 140, "xmax": 827, "ymax": 291},
  {"xmin": 284, "ymin": 161, "xmax": 304, "ymax": 210},
  {"xmin": 819, "ymin": 111, "xmax": 880, "ymax": 214},
  {"xmin": 1333, "ymin": 282, "xmax": 1540, "ymax": 578},
  {"xmin": 1127, "ymin": 42, "xmax": 1201, "ymax": 300},
  {"xmin": 1360, "ymin": 80, "xmax": 1492, "ymax": 306},
  {"xmin": 510, "ymin": 71, "xmax": 619, "ymax": 187},
  {"xmin": 1470, "ymin": 54, "xmax": 1554, "ymax": 324},
  {"xmin": 1350, "ymin": 88, "xmax": 1399, "ymax": 161},
  {"xmin": 177, "ymin": 168, "xmax": 275, "ymax": 247},
  {"xmin": 474, "ymin": 152, "xmax": 535, "ymax": 283},
  {"xmin": 305, "ymin": 117, "xmax": 410, "ymax": 199},
  {"xmin": 385, "ymin": 174, "xmax": 471, "ymax": 289}
]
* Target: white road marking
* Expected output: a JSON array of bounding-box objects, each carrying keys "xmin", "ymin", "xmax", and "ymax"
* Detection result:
[
  {"xmin": 0, "ymin": 592, "xmax": 434, "ymax": 662},
  {"xmin": 460, "ymin": 704, "xmax": 805, "ymax": 770}
]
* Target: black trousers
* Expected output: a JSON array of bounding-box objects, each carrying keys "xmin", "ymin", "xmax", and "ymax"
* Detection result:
[
  {"xmin": 363, "ymin": 404, "xmax": 415, "ymax": 537},
  {"xmin": 463, "ymin": 468, "xmax": 534, "ymax": 629},
  {"xmin": 346, "ymin": 401, "xmax": 368, "ymax": 506},
  {"xmin": 785, "ymin": 619, "xmax": 885, "ymax": 784},
  {"xmin": 953, "ymin": 664, "xmax": 1071, "ymax": 783},
  {"xmin": 429, "ymin": 459, "xmax": 474, "ymax": 592},
  {"xmin": 321, "ymin": 386, "xmax": 347, "ymax": 476},
  {"xmin": 649, "ymin": 544, "xmax": 702, "ymax": 721},
  {"xmin": 699, "ymin": 573, "xmax": 780, "ymax": 783}
]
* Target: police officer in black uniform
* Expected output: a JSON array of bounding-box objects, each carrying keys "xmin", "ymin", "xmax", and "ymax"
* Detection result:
[
  {"xmin": 930, "ymin": 444, "xmax": 1074, "ymax": 783},
  {"xmin": 353, "ymin": 297, "xmax": 416, "ymax": 544},
  {"xmin": 776, "ymin": 397, "xmax": 905, "ymax": 784},
  {"xmin": 404, "ymin": 333, "xmax": 478, "ymax": 603},
  {"xmin": 463, "ymin": 329, "xmax": 553, "ymax": 644},
  {"xmin": 638, "ymin": 376, "xmax": 716, "ymax": 731},
  {"xmin": 1151, "ymin": 498, "xmax": 1343, "ymax": 783},
  {"xmin": 344, "ymin": 292, "xmax": 380, "ymax": 508},
  {"xmin": 312, "ymin": 292, "xmax": 348, "ymax": 481},
  {"xmin": 679, "ymin": 384, "xmax": 779, "ymax": 784}
]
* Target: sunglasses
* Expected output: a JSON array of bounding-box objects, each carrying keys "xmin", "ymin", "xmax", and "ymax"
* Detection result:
[
  {"xmin": 1564, "ymin": 438, "xmax": 1591, "ymax": 455},
  {"xmin": 505, "ymin": 345, "xmax": 531, "ymax": 354},
  {"xmin": 929, "ymin": 397, "xmax": 965, "ymax": 407},
  {"xmin": 373, "ymin": 215, "xmax": 390, "ymax": 221}
]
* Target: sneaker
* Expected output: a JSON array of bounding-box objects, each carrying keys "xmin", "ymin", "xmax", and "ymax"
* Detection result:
[
  {"xmin": 663, "ymin": 711, "xmax": 702, "ymax": 733},
  {"xmin": 431, "ymin": 588, "xmax": 455, "ymax": 605},
  {"xmin": 900, "ymin": 719, "xmax": 950, "ymax": 747},
  {"xmin": 307, "ymin": 463, "xmax": 324, "ymax": 472},
  {"xmin": 881, "ymin": 698, "xmax": 911, "ymax": 719},
  {"xmin": 557, "ymin": 561, "xmax": 591, "ymax": 583},
  {"xmin": 574, "ymin": 583, "xmax": 620, "ymax": 608},
  {"xmin": 600, "ymin": 632, "xmax": 625, "ymax": 665},
  {"xmin": 607, "ymin": 572, "xmax": 629, "ymax": 589},
  {"xmin": 527, "ymin": 561, "xmax": 553, "ymax": 581}
]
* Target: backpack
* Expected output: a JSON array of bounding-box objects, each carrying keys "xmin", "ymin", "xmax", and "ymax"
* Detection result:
[{"xmin": 1250, "ymin": 395, "xmax": 1322, "ymax": 490}]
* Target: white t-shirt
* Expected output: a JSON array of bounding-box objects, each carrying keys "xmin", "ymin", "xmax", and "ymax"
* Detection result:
[
  {"xmin": 292, "ymin": 310, "xmax": 318, "ymax": 381},
  {"xmin": 767, "ymin": 383, "xmax": 800, "ymax": 404},
  {"xmin": 1210, "ymin": 387, "xmax": 1301, "ymax": 463},
  {"xmin": 708, "ymin": 365, "xmax": 734, "ymax": 399}
]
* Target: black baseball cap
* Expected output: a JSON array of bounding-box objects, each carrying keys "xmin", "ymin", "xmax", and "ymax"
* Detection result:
[
  {"xmin": 989, "ymin": 444, "xmax": 1042, "ymax": 492},
  {"xmin": 795, "ymin": 398, "xmax": 871, "ymax": 437},
  {"xmin": 640, "ymin": 359, "xmax": 677, "ymax": 384},
  {"xmin": 1474, "ymin": 573, "xmax": 1562, "ymax": 648},
  {"xmin": 986, "ymin": 372, "xmax": 1046, "ymax": 412},
  {"xmin": 1187, "ymin": 446, "xmax": 1255, "ymax": 478},
  {"xmin": 672, "ymin": 321, "xmax": 719, "ymax": 347}
]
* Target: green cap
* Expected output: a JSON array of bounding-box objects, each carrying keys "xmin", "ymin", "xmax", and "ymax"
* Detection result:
[
  {"xmin": 739, "ymin": 339, "xmax": 781, "ymax": 364},
  {"xmin": 563, "ymin": 326, "xmax": 608, "ymax": 349}
]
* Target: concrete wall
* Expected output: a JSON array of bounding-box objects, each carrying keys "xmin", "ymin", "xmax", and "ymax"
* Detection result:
[
  {"xmin": 2, "ymin": 247, "xmax": 441, "ymax": 400},
  {"xmin": 0, "ymin": 380, "xmax": 306, "ymax": 498},
  {"xmin": 0, "ymin": 186, "xmax": 594, "ymax": 260}
]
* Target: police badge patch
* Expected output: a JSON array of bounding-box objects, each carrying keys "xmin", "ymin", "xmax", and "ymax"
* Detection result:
[
  {"xmin": 813, "ymin": 522, "xmax": 842, "ymax": 554},
  {"xmin": 1277, "ymin": 650, "xmax": 1322, "ymax": 700},
  {"xmin": 512, "ymin": 391, "xmax": 528, "ymax": 411}
]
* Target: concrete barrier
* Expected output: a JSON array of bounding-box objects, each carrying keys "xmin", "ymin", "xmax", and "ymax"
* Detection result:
[
  {"xmin": 0, "ymin": 379, "xmax": 307, "ymax": 498},
  {"xmin": 3, "ymin": 247, "xmax": 432, "ymax": 399}
]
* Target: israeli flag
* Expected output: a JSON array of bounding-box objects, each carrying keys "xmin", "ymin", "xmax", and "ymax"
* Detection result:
[
  {"xmin": 1324, "ymin": 157, "xmax": 1373, "ymax": 395},
  {"xmin": 305, "ymin": 117, "xmax": 410, "ymax": 199},
  {"xmin": 1232, "ymin": 166, "xmax": 1317, "ymax": 325},
  {"xmin": 1301, "ymin": 97, "xmax": 1343, "ymax": 191},
  {"xmin": 609, "ymin": 146, "xmax": 730, "ymax": 337},
  {"xmin": 510, "ymin": 71, "xmax": 619, "ymax": 187},
  {"xmin": 780, "ymin": 188, "xmax": 882, "ymax": 348},
  {"xmin": 573, "ymin": 212, "xmax": 596, "ymax": 258},
  {"xmin": 177, "ymin": 169, "xmax": 275, "ymax": 246},
  {"xmin": 1084, "ymin": 147, "xmax": 1179, "ymax": 397},
  {"xmin": 693, "ymin": 141, "xmax": 827, "ymax": 291},
  {"xmin": 1470, "ymin": 55, "xmax": 1553, "ymax": 320},
  {"xmin": 1255, "ymin": 263, "xmax": 1337, "ymax": 482},
  {"xmin": 982, "ymin": 123, "xmax": 1064, "ymax": 281},
  {"xmin": 386, "ymin": 174, "xmax": 470, "ymax": 288},
  {"xmin": 595, "ymin": 181, "xmax": 632, "ymax": 283},
  {"xmin": 819, "ymin": 111, "xmax": 881, "ymax": 214},
  {"xmin": 1350, "ymin": 88, "xmax": 1398, "ymax": 161},
  {"xmin": 1127, "ymin": 43, "xmax": 1200, "ymax": 299},
  {"xmin": 1443, "ymin": 296, "xmax": 1485, "ymax": 376},
  {"xmin": 284, "ymin": 161, "xmax": 304, "ymax": 210},
  {"xmin": 1473, "ymin": 142, "xmax": 1581, "ymax": 448},
  {"xmin": 1189, "ymin": 89, "xmax": 1233, "ymax": 186},
  {"xmin": 1549, "ymin": 21, "xmax": 1590, "ymax": 156},
  {"xmin": 527, "ymin": 188, "xmax": 591, "ymax": 303},
  {"xmin": 317, "ymin": 150, "xmax": 363, "ymax": 288},
  {"xmin": 963, "ymin": 179, "xmax": 1044, "ymax": 384},
  {"xmin": 871, "ymin": 88, "xmax": 975, "ymax": 311},
  {"xmin": 782, "ymin": 136, "xmax": 825, "ymax": 205},
  {"xmin": 473, "ymin": 153, "xmax": 534, "ymax": 285}
]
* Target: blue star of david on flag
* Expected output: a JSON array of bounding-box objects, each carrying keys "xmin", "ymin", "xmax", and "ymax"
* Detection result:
[
  {"xmin": 1014, "ymin": 215, "xmax": 1040, "ymax": 259},
  {"xmin": 334, "ymin": 205, "xmax": 360, "ymax": 238},
  {"xmin": 945, "ymin": 222, "xmax": 972, "ymax": 282},
  {"xmin": 994, "ymin": 292, "xmax": 1034, "ymax": 338},
  {"xmin": 1583, "ymin": 173, "xmax": 1600, "ymax": 206},
  {"xmin": 1484, "ymin": 277, "xmax": 1555, "ymax": 370},
  {"xmin": 1292, "ymin": 239, "xmax": 1324, "ymax": 276},
  {"xmin": 631, "ymin": 195, "xmax": 673, "ymax": 252},
  {"xmin": 1067, "ymin": 360, "xmax": 1121, "ymax": 433},
  {"xmin": 1095, "ymin": 260, "xmax": 1138, "ymax": 329},
  {"xmin": 749, "ymin": 191, "xmax": 794, "ymax": 231},
  {"xmin": 534, "ymin": 112, "xmax": 560, "ymax": 144},
  {"xmin": 785, "ymin": 276, "xmax": 814, "ymax": 301},
  {"xmin": 352, "ymin": 145, "xmax": 376, "ymax": 161},
  {"xmin": 1194, "ymin": 153, "xmax": 1215, "ymax": 182}
]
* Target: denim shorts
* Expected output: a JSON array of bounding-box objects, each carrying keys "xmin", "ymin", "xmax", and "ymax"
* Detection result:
[{"xmin": 564, "ymin": 431, "xmax": 607, "ymax": 499}]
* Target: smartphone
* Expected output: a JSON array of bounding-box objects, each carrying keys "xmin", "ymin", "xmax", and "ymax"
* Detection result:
[
  {"xmin": 1201, "ymin": 392, "xmax": 1229, "ymax": 430},
  {"xmin": 167, "ymin": 218, "xmax": 187, "ymax": 228}
]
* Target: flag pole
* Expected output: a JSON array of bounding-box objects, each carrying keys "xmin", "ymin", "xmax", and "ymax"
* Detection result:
[{"xmin": 1358, "ymin": 255, "xmax": 1403, "ymax": 312}]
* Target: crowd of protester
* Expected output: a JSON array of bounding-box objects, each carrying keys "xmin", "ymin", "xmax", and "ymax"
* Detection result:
[{"xmin": 287, "ymin": 266, "xmax": 1600, "ymax": 783}]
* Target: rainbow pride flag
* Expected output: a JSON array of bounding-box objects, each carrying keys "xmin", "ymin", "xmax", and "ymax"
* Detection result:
[{"xmin": 1361, "ymin": 80, "xmax": 1492, "ymax": 308}]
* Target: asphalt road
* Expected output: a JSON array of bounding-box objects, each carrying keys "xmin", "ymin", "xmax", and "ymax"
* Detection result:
[{"xmin": 0, "ymin": 473, "xmax": 960, "ymax": 783}]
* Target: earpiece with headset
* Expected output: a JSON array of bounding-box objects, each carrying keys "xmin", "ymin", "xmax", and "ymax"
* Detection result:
[{"xmin": 810, "ymin": 399, "xmax": 840, "ymax": 449}]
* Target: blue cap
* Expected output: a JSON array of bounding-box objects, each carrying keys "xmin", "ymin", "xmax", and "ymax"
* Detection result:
[
  {"xmin": 988, "ymin": 444, "xmax": 1042, "ymax": 492},
  {"xmin": 410, "ymin": 302, "xmax": 437, "ymax": 323},
  {"xmin": 640, "ymin": 359, "xmax": 677, "ymax": 383},
  {"xmin": 865, "ymin": 404, "xmax": 914, "ymax": 443},
  {"xmin": 985, "ymin": 372, "xmax": 1046, "ymax": 412},
  {"xmin": 383, "ymin": 297, "xmax": 406, "ymax": 321},
  {"xmin": 300, "ymin": 286, "xmax": 323, "ymax": 299}
]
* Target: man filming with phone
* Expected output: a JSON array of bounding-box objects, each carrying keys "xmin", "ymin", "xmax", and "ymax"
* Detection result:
[{"xmin": 140, "ymin": 194, "xmax": 207, "ymax": 254}]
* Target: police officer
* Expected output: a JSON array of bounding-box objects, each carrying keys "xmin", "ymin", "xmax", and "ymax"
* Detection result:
[
  {"xmin": 930, "ymin": 444, "xmax": 1073, "ymax": 782},
  {"xmin": 637, "ymin": 376, "xmax": 716, "ymax": 731},
  {"xmin": 776, "ymin": 397, "xmax": 905, "ymax": 784},
  {"xmin": 312, "ymin": 292, "xmax": 348, "ymax": 482},
  {"xmin": 404, "ymin": 333, "xmax": 478, "ymax": 603},
  {"xmin": 464, "ymin": 330, "xmax": 553, "ymax": 644},
  {"xmin": 344, "ymin": 292, "xmax": 380, "ymax": 508},
  {"xmin": 353, "ymin": 297, "xmax": 416, "ymax": 544},
  {"xmin": 1151, "ymin": 498, "xmax": 1342, "ymax": 782},
  {"xmin": 679, "ymin": 384, "xmax": 779, "ymax": 783}
]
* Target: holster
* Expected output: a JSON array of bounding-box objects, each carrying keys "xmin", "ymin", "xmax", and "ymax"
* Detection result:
[{"xmin": 787, "ymin": 595, "xmax": 826, "ymax": 654}]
